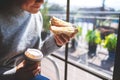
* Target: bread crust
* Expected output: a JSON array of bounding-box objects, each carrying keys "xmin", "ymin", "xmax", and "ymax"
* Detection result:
[
  {"xmin": 50, "ymin": 16, "xmax": 78, "ymax": 37},
  {"xmin": 50, "ymin": 16, "xmax": 72, "ymax": 27}
]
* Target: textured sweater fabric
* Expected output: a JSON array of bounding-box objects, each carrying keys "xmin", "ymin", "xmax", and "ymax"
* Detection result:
[{"xmin": 0, "ymin": 11, "xmax": 59, "ymax": 80}]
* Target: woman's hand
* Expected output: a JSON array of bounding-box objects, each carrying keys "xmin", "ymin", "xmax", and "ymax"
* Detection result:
[
  {"xmin": 15, "ymin": 60, "xmax": 40, "ymax": 80},
  {"xmin": 54, "ymin": 33, "xmax": 76, "ymax": 46}
]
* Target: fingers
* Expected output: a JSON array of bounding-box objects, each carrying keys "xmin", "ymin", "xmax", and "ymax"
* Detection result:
[
  {"xmin": 17, "ymin": 64, "xmax": 41, "ymax": 77},
  {"xmin": 16, "ymin": 61, "xmax": 41, "ymax": 80},
  {"xmin": 16, "ymin": 60, "xmax": 25, "ymax": 70},
  {"xmin": 26, "ymin": 63, "xmax": 41, "ymax": 76},
  {"xmin": 54, "ymin": 34, "xmax": 70, "ymax": 46},
  {"xmin": 32, "ymin": 66, "xmax": 41, "ymax": 76},
  {"xmin": 54, "ymin": 35, "xmax": 63, "ymax": 46}
]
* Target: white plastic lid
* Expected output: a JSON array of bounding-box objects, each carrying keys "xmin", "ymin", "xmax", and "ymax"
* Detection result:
[{"xmin": 25, "ymin": 48, "xmax": 43, "ymax": 61}]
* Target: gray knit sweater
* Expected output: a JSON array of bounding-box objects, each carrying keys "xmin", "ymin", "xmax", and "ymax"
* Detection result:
[{"xmin": 0, "ymin": 11, "xmax": 59, "ymax": 79}]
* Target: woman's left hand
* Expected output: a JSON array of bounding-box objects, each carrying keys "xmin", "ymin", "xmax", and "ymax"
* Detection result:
[
  {"xmin": 54, "ymin": 33, "xmax": 75, "ymax": 46},
  {"xmin": 15, "ymin": 60, "xmax": 40, "ymax": 80}
]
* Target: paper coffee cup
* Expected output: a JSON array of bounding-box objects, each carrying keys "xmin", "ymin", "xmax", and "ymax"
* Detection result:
[{"xmin": 25, "ymin": 48, "xmax": 43, "ymax": 62}]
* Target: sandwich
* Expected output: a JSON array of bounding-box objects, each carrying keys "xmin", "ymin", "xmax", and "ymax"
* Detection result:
[
  {"xmin": 50, "ymin": 16, "xmax": 73, "ymax": 27},
  {"xmin": 50, "ymin": 16, "xmax": 78, "ymax": 37}
]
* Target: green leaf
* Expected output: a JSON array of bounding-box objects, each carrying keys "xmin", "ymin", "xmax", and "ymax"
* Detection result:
[
  {"xmin": 104, "ymin": 33, "xmax": 117, "ymax": 51},
  {"xmin": 85, "ymin": 29, "xmax": 101, "ymax": 45}
]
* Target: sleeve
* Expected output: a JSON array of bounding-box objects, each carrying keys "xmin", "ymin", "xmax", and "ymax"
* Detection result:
[
  {"xmin": 40, "ymin": 35, "xmax": 61, "ymax": 56},
  {"xmin": 36, "ymin": 12, "xmax": 61, "ymax": 56},
  {"xmin": 2, "ymin": 67, "xmax": 17, "ymax": 75}
]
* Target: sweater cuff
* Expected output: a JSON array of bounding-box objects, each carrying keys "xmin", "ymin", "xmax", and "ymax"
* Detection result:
[
  {"xmin": 3, "ymin": 67, "xmax": 16, "ymax": 75},
  {"xmin": 41, "ymin": 36, "xmax": 61, "ymax": 56}
]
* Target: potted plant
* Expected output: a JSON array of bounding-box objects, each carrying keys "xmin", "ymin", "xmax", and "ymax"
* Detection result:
[
  {"xmin": 76, "ymin": 26, "xmax": 82, "ymax": 38},
  {"xmin": 101, "ymin": 33, "xmax": 117, "ymax": 70},
  {"xmin": 103, "ymin": 33, "xmax": 117, "ymax": 61},
  {"xmin": 85, "ymin": 29, "xmax": 102, "ymax": 58},
  {"xmin": 70, "ymin": 26, "xmax": 82, "ymax": 52}
]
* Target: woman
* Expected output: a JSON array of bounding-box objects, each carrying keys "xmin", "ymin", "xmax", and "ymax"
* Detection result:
[{"xmin": 0, "ymin": 0, "xmax": 74, "ymax": 80}]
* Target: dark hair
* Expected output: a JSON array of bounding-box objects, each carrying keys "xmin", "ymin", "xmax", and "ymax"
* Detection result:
[{"xmin": 0, "ymin": 0, "xmax": 26, "ymax": 16}]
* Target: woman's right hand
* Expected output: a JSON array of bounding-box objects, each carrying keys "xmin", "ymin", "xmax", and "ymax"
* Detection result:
[{"xmin": 15, "ymin": 60, "xmax": 40, "ymax": 80}]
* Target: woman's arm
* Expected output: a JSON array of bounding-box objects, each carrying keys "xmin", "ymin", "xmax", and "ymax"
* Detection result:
[{"xmin": 40, "ymin": 35, "xmax": 61, "ymax": 56}]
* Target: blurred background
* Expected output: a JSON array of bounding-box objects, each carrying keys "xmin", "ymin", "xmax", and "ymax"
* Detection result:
[{"xmin": 40, "ymin": 0, "xmax": 120, "ymax": 80}]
